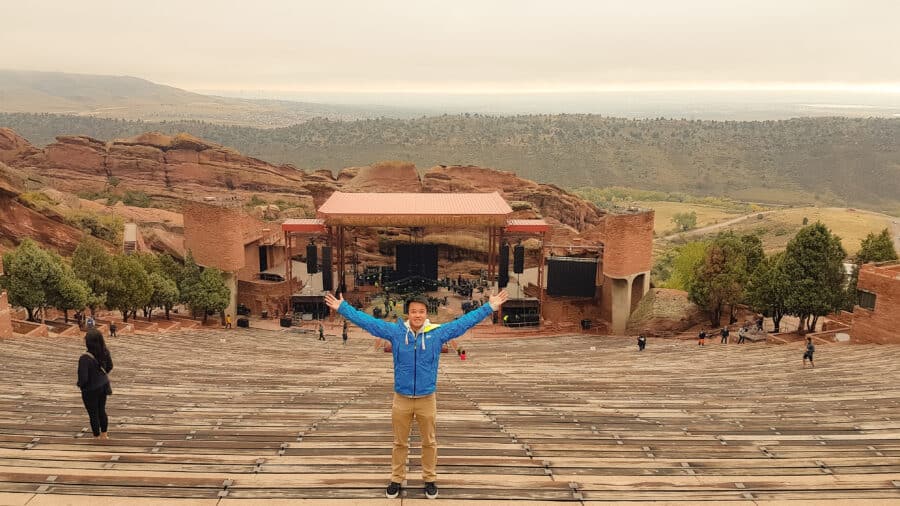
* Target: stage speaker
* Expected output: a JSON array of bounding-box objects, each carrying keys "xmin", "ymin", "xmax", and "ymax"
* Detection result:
[
  {"xmin": 547, "ymin": 257, "xmax": 598, "ymax": 297},
  {"xmin": 237, "ymin": 317, "xmax": 249, "ymax": 328},
  {"xmin": 306, "ymin": 243, "xmax": 318, "ymax": 274},
  {"xmin": 321, "ymin": 246, "xmax": 333, "ymax": 292},
  {"xmin": 513, "ymin": 244, "xmax": 525, "ymax": 274},
  {"xmin": 498, "ymin": 243, "xmax": 509, "ymax": 289}
]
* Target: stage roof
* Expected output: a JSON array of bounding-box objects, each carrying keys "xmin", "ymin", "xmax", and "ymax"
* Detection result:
[
  {"xmin": 316, "ymin": 192, "xmax": 513, "ymax": 227},
  {"xmin": 281, "ymin": 219, "xmax": 327, "ymax": 233},
  {"xmin": 505, "ymin": 219, "xmax": 550, "ymax": 233}
]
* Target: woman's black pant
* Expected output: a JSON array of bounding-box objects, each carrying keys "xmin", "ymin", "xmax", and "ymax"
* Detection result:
[{"xmin": 81, "ymin": 387, "xmax": 109, "ymax": 436}]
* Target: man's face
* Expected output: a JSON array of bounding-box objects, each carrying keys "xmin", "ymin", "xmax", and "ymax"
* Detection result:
[{"xmin": 408, "ymin": 302, "xmax": 428, "ymax": 329}]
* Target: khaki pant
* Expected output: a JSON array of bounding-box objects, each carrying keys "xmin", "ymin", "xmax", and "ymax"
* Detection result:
[{"xmin": 391, "ymin": 392, "xmax": 437, "ymax": 482}]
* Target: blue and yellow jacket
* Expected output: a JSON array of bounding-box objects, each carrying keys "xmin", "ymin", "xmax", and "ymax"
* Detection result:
[{"xmin": 337, "ymin": 301, "xmax": 493, "ymax": 396}]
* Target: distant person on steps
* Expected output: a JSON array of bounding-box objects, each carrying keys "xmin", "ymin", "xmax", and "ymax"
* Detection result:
[{"xmin": 802, "ymin": 337, "xmax": 815, "ymax": 369}]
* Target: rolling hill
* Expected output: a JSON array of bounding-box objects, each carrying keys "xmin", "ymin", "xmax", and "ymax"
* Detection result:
[
  {"xmin": 2, "ymin": 112, "xmax": 898, "ymax": 213},
  {"xmin": 0, "ymin": 70, "xmax": 424, "ymax": 126}
]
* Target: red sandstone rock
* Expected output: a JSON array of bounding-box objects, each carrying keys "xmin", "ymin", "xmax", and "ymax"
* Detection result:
[
  {"xmin": 423, "ymin": 165, "xmax": 605, "ymax": 232},
  {"xmin": 342, "ymin": 161, "xmax": 420, "ymax": 193},
  {"xmin": 0, "ymin": 163, "xmax": 86, "ymax": 256},
  {"xmin": 0, "ymin": 128, "xmax": 39, "ymax": 164},
  {"xmin": 1, "ymin": 128, "xmax": 647, "ymax": 277},
  {"xmin": 626, "ymin": 288, "xmax": 705, "ymax": 336}
]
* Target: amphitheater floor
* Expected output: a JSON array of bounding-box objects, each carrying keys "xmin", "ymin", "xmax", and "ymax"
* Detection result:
[{"xmin": 1, "ymin": 327, "xmax": 899, "ymax": 504}]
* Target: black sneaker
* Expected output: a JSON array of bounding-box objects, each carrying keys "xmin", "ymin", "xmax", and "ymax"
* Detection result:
[
  {"xmin": 385, "ymin": 481, "xmax": 401, "ymax": 499},
  {"xmin": 424, "ymin": 481, "xmax": 438, "ymax": 499}
]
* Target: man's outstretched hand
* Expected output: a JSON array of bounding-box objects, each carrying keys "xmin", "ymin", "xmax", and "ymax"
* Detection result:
[
  {"xmin": 488, "ymin": 289, "xmax": 509, "ymax": 311},
  {"xmin": 324, "ymin": 292, "xmax": 344, "ymax": 311}
]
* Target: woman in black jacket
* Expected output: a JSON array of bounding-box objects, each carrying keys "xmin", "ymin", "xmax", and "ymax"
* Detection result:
[{"xmin": 77, "ymin": 329, "xmax": 113, "ymax": 439}]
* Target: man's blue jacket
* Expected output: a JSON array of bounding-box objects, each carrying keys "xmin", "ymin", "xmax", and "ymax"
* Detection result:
[{"xmin": 337, "ymin": 301, "xmax": 493, "ymax": 396}]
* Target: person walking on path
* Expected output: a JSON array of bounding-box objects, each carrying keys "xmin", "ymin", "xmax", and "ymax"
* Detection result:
[
  {"xmin": 326, "ymin": 289, "xmax": 509, "ymax": 500},
  {"xmin": 76, "ymin": 329, "xmax": 114, "ymax": 440},
  {"xmin": 637, "ymin": 334, "xmax": 647, "ymax": 351},
  {"xmin": 224, "ymin": 314, "xmax": 232, "ymax": 329},
  {"xmin": 698, "ymin": 329, "xmax": 706, "ymax": 346},
  {"xmin": 737, "ymin": 326, "xmax": 746, "ymax": 344},
  {"xmin": 108, "ymin": 322, "xmax": 117, "ymax": 338},
  {"xmin": 318, "ymin": 321, "xmax": 325, "ymax": 341},
  {"xmin": 803, "ymin": 337, "xmax": 816, "ymax": 368},
  {"xmin": 720, "ymin": 326, "xmax": 729, "ymax": 344}
]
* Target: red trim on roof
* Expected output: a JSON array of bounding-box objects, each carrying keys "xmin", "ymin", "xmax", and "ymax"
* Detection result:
[
  {"xmin": 282, "ymin": 219, "xmax": 327, "ymax": 234},
  {"xmin": 505, "ymin": 219, "xmax": 549, "ymax": 233}
]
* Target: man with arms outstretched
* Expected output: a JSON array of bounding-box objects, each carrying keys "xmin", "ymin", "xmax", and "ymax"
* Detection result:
[{"xmin": 325, "ymin": 289, "xmax": 509, "ymax": 499}]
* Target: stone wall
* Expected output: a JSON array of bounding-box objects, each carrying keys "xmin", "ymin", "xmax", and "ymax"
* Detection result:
[
  {"xmin": 540, "ymin": 286, "xmax": 606, "ymax": 328},
  {"xmin": 601, "ymin": 211, "xmax": 654, "ymax": 278},
  {"xmin": 237, "ymin": 280, "xmax": 292, "ymax": 316},
  {"xmin": 11, "ymin": 319, "xmax": 48, "ymax": 337},
  {"xmin": 851, "ymin": 262, "xmax": 900, "ymax": 344},
  {"xmin": 183, "ymin": 202, "xmax": 246, "ymax": 272},
  {"xmin": 0, "ymin": 291, "xmax": 12, "ymax": 339}
]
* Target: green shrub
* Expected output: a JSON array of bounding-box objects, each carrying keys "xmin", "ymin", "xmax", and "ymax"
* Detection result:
[
  {"xmin": 122, "ymin": 190, "xmax": 152, "ymax": 207},
  {"xmin": 17, "ymin": 191, "xmax": 58, "ymax": 211},
  {"xmin": 65, "ymin": 210, "xmax": 124, "ymax": 244}
]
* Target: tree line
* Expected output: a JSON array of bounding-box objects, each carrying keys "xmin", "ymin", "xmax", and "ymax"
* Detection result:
[
  {"xmin": 658, "ymin": 225, "xmax": 897, "ymax": 332},
  {"xmin": 1, "ymin": 239, "xmax": 230, "ymax": 324},
  {"xmin": 2, "ymin": 112, "xmax": 899, "ymax": 210}
]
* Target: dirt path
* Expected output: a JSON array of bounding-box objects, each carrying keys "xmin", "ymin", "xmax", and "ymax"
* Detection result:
[{"xmin": 661, "ymin": 210, "xmax": 777, "ymax": 241}]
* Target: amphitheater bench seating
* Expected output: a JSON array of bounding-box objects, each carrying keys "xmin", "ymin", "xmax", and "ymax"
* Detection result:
[{"xmin": 0, "ymin": 328, "xmax": 898, "ymax": 502}]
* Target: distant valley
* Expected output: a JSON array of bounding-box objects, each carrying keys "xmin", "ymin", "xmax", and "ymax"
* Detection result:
[
  {"xmin": 2, "ymin": 112, "xmax": 898, "ymax": 214},
  {"xmin": 1, "ymin": 70, "xmax": 899, "ymax": 214}
]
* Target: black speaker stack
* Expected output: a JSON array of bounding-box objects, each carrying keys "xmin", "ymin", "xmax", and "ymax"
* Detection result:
[
  {"xmin": 547, "ymin": 257, "xmax": 598, "ymax": 297},
  {"xmin": 498, "ymin": 243, "xmax": 509, "ymax": 289},
  {"xmin": 513, "ymin": 244, "xmax": 525, "ymax": 274},
  {"xmin": 306, "ymin": 243, "xmax": 318, "ymax": 274}
]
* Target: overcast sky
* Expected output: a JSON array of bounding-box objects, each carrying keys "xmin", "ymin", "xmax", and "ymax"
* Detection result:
[{"xmin": 2, "ymin": 0, "xmax": 899, "ymax": 95}]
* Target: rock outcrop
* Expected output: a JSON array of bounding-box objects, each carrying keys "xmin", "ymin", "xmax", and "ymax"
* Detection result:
[
  {"xmin": 0, "ymin": 128, "xmax": 39, "ymax": 164},
  {"xmin": 0, "ymin": 162, "xmax": 86, "ymax": 256},
  {"xmin": 423, "ymin": 165, "xmax": 604, "ymax": 232},
  {"xmin": 8, "ymin": 131, "xmax": 327, "ymax": 205},
  {"xmin": 0, "ymin": 128, "xmax": 611, "ymax": 261},
  {"xmin": 626, "ymin": 288, "xmax": 706, "ymax": 336}
]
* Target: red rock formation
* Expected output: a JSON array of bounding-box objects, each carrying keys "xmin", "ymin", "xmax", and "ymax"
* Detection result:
[
  {"xmin": 6, "ymin": 131, "xmax": 328, "ymax": 204},
  {"xmin": 0, "ymin": 162, "xmax": 86, "ymax": 256},
  {"xmin": 423, "ymin": 165, "xmax": 605, "ymax": 232},
  {"xmin": 626, "ymin": 288, "xmax": 705, "ymax": 336},
  {"xmin": 0, "ymin": 129, "xmax": 613, "ymax": 262},
  {"xmin": 0, "ymin": 128, "xmax": 39, "ymax": 164},
  {"xmin": 342, "ymin": 161, "xmax": 421, "ymax": 193}
]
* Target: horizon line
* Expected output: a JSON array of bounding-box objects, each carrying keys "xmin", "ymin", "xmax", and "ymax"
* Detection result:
[
  {"xmin": 187, "ymin": 82, "xmax": 900, "ymax": 96},
  {"xmin": 4, "ymin": 69, "xmax": 900, "ymax": 95}
]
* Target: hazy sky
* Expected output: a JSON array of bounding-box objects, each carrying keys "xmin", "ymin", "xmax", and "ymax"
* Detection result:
[{"xmin": 2, "ymin": 0, "xmax": 899, "ymax": 94}]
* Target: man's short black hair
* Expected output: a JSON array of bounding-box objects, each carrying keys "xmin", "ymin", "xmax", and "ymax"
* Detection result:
[{"xmin": 406, "ymin": 295, "xmax": 429, "ymax": 311}]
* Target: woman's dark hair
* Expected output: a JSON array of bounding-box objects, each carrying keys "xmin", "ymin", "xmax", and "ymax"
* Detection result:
[{"xmin": 84, "ymin": 329, "xmax": 111, "ymax": 369}]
